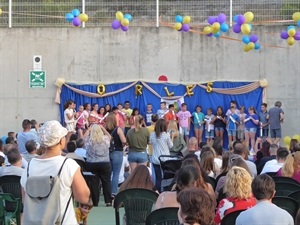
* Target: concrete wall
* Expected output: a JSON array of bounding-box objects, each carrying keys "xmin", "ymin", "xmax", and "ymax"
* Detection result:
[{"xmin": 0, "ymin": 27, "xmax": 299, "ymax": 139}]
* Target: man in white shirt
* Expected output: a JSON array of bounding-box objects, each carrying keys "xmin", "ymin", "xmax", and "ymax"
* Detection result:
[{"xmin": 261, "ymin": 147, "xmax": 289, "ymax": 174}]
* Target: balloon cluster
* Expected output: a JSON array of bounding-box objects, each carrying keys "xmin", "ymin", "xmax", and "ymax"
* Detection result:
[
  {"xmin": 65, "ymin": 9, "xmax": 88, "ymax": 27},
  {"xmin": 112, "ymin": 11, "xmax": 133, "ymax": 32},
  {"xmin": 284, "ymin": 134, "xmax": 300, "ymax": 148},
  {"xmin": 174, "ymin": 15, "xmax": 191, "ymax": 32},
  {"xmin": 203, "ymin": 13, "xmax": 229, "ymax": 38},
  {"xmin": 293, "ymin": 12, "xmax": 300, "ymax": 27},
  {"xmin": 242, "ymin": 35, "xmax": 260, "ymax": 52},
  {"xmin": 233, "ymin": 12, "xmax": 254, "ymax": 34},
  {"xmin": 280, "ymin": 26, "xmax": 300, "ymax": 46}
]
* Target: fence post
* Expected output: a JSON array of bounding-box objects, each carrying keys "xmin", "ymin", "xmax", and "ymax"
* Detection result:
[
  {"xmin": 82, "ymin": 0, "xmax": 85, "ymax": 28},
  {"xmin": 9, "ymin": 0, "xmax": 12, "ymax": 28},
  {"xmin": 156, "ymin": 0, "xmax": 159, "ymax": 27},
  {"xmin": 230, "ymin": 0, "xmax": 233, "ymax": 27}
]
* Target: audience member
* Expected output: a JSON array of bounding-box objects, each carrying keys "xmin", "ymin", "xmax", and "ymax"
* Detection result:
[
  {"xmin": 294, "ymin": 143, "xmax": 300, "ymax": 153},
  {"xmin": 257, "ymin": 143, "xmax": 277, "ymax": 174},
  {"xmin": 184, "ymin": 137, "xmax": 200, "ymax": 159},
  {"xmin": 276, "ymin": 151, "xmax": 300, "ymax": 182},
  {"xmin": 168, "ymin": 120, "xmax": 187, "ymax": 155},
  {"xmin": 200, "ymin": 151, "xmax": 219, "ymax": 178},
  {"xmin": 75, "ymin": 139, "xmax": 86, "ymax": 159},
  {"xmin": 5, "ymin": 137, "xmax": 15, "ymax": 145},
  {"xmin": 65, "ymin": 141, "xmax": 85, "ymax": 162},
  {"xmin": 3, "ymin": 143, "xmax": 28, "ymax": 168},
  {"xmin": 0, "ymin": 140, "xmax": 4, "ymax": 157},
  {"xmin": 0, "ymin": 147, "xmax": 24, "ymax": 176},
  {"xmin": 17, "ymin": 119, "xmax": 39, "ymax": 155},
  {"xmin": 236, "ymin": 174, "xmax": 293, "ymax": 225},
  {"xmin": 23, "ymin": 139, "xmax": 38, "ymax": 162},
  {"xmin": 261, "ymin": 147, "xmax": 289, "ymax": 174},
  {"xmin": 289, "ymin": 139, "xmax": 299, "ymax": 153}
]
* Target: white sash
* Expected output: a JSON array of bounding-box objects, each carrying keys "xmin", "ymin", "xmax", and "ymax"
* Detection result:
[{"xmin": 195, "ymin": 113, "xmax": 201, "ymax": 126}]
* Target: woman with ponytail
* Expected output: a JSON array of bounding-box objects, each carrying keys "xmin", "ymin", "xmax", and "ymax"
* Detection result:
[
  {"xmin": 126, "ymin": 115, "xmax": 150, "ymax": 171},
  {"xmin": 276, "ymin": 151, "xmax": 300, "ymax": 182}
]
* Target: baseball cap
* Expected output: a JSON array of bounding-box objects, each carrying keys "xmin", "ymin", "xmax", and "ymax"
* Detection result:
[{"xmin": 38, "ymin": 120, "xmax": 68, "ymax": 147}]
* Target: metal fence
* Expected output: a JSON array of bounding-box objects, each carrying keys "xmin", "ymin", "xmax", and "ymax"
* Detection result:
[{"xmin": 0, "ymin": 0, "xmax": 299, "ymax": 27}]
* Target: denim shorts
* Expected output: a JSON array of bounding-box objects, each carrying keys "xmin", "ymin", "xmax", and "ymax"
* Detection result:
[
  {"xmin": 245, "ymin": 128, "xmax": 257, "ymax": 133},
  {"xmin": 194, "ymin": 124, "xmax": 204, "ymax": 130},
  {"xmin": 128, "ymin": 151, "xmax": 148, "ymax": 163},
  {"xmin": 228, "ymin": 130, "xmax": 237, "ymax": 136},
  {"xmin": 215, "ymin": 127, "xmax": 224, "ymax": 132},
  {"xmin": 179, "ymin": 127, "xmax": 190, "ymax": 136},
  {"xmin": 205, "ymin": 130, "xmax": 214, "ymax": 138},
  {"xmin": 270, "ymin": 129, "xmax": 281, "ymax": 138}
]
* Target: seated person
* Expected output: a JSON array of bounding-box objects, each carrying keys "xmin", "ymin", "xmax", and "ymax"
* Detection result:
[
  {"xmin": 65, "ymin": 141, "xmax": 85, "ymax": 162},
  {"xmin": 261, "ymin": 148, "xmax": 289, "ymax": 174},
  {"xmin": 276, "ymin": 151, "xmax": 300, "ymax": 183},
  {"xmin": 0, "ymin": 147, "xmax": 24, "ymax": 176},
  {"xmin": 75, "ymin": 138, "xmax": 87, "ymax": 159},
  {"xmin": 23, "ymin": 139, "xmax": 38, "ymax": 162}
]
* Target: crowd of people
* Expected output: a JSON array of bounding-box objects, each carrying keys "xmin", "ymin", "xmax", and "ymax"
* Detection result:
[{"xmin": 0, "ymin": 98, "xmax": 299, "ymax": 225}]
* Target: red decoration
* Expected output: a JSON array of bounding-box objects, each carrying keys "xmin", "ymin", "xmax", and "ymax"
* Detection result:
[{"xmin": 158, "ymin": 75, "xmax": 168, "ymax": 82}]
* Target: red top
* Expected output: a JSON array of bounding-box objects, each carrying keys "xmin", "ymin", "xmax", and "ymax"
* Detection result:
[
  {"xmin": 164, "ymin": 111, "xmax": 177, "ymax": 122},
  {"xmin": 214, "ymin": 196, "xmax": 256, "ymax": 225}
]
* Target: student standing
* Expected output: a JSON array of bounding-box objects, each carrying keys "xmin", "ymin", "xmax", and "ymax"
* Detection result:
[
  {"xmin": 259, "ymin": 103, "xmax": 269, "ymax": 138},
  {"xmin": 192, "ymin": 105, "xmax": 205, "ymax": 145},
  {"xmin": 177, "ymin": 103, "xmax": 192, "ymax": 144}
]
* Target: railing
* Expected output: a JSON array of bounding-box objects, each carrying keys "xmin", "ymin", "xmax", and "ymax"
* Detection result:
[{"xmin": 0, "ymin": 0, "xmax": 299, "ymax": 27}]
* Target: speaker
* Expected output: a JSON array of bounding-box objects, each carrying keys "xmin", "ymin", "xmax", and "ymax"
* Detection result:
[{"xmin": 33, "ymin": 55, "xmax": 42, "ymax": 71}]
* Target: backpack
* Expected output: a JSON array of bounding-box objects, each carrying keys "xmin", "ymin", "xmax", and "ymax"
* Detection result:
[
  {"xmin": 109, "ymin": 127, "xmax": 118, "ymax": 152},
  {"xmin": 23, "ymin": 158, "xmax": 72, "ymax": 225}
]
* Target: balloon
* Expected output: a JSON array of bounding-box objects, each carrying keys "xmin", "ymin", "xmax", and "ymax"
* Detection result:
[
  {"xmin": 283, "ymin": 136, "xmax": 291, "ymax": 145},
  {"xmin": 0, "ymin": 8, "xmax": 2, "ymax": 15},
  {"xmin": 247, "ymin": 42, "xmax": 255, "ymax": 50},
  {"xmin": 174, "ymin": 22, "xmax": 182, "ymax": 31},
  {"xmin": 243, "ymin": 45, "xmax": 250, "ymax": 52},
  {"xmin": 116, "ymin": 11, "xmax": 123, "ymax": 21},
  {"xmin": 72, "ymin": 17, "xmax": 81, "ymax": 27},
  {"xmin": 220, "ymin": 23, "xmax": 229, "ymax": 32},
  {"xmin": 254, "ymin": 43, "xmax": 260, "ymax": 50},
  {"xmin": 242, "ymin": 36, "xmax": 250, "ymax": 44},
  {"xmin": 233, "ymin": 24, "xmax": 241, "ymax": 33},
  {"xmin": 237, "ymin": 15, "xmax": 246, "ymax": 25},
  {"xmin": 72, "ymin": 9, "xmax": 80, "ymax": 17},
  {"xmin": 183, "ymin": 16, "xmax": 191, "ymax": 24},
  {"xmin": 241, "ymin": 24, "xmax": 251, "ymax": 34},
  {"xmin": 208, "ymin": 16, "xmax": 217, "ymax": 25},
  {"xmin": 124, "ymin": 14, "xmax": 133, "ymax": 22},
  {"xmin": 206, "ymin": 33, "xmax": 213, "ymax": 37},
  {"xmin": 182, "ymin": 24, "xmax": 190, "ymax": 32},
  {"xmin": 298, "ymin": 20, "xmax": 300, "ymax": 27},
  {"xmin": 121, "ymin": 18, "xmax": 129, "ymax": 26},
  {"xmin": 65, "ymin": 13, "xmax": 74, "ymax": 22},
  {"xmin": 244, "ymin": 12, "xmax": 254, "ymax": 23},
  {"xmin": 281, "ymin": 31, "xmax": 289, "ymax": 39},
  {"xmin": 288, "ymin": 29, "xmax": 296, "ymax": 37},
  {"xmin": 213, "ymin": 31, "xmax": 221, "ymax": 38},
  {"xmin": 287, "ymin": 36, "xmax": 295, "ymax": 45},
  {"xmin": 203, "ymin": 26, "xmax": 212, "ymax": 34},
  {"xmin": 292, "ymin": 12, "xmax": 300, "ymax": 22},
  {"xmin": 212, "ymin": 22, "xmax": 220, "ymax": 31},
  {"xmin": 287, "ymin": 25, "xmax": 296, "ymax": 31},
  {"xmin": 217, "ymin": 13, "xmax": 226, "ymax": 24},
  {"xmin": 292, "ymin": 134, "xmax": 300, "ymax": 141},
  {"xmin": 78, "ymin": 13, "xmax": 88, "ymax": 22},
  {"xmin": 250, "ymin": 35, "xmax": 258, "ymax": 43},
  {"xmin": 121, "ymin": 25, "xmax": 129, "ymax": 32},
  {"xmin": 112, "ymin": 19, "xmax": 121, "ymax": 29},
  {"xmin": 233, "ymin": 15, "xmax": 239, "ymax": 23},
  {"xmin": 211, "ymin": 27, "xmax": 219, "ymax": 34},
  {"xmin": 175, "ymin": 15, "xmax": 183, "ymax": 23},
  {"xmin": 294, "ymin": 32, "xmax": 300, "ymax": 40}
]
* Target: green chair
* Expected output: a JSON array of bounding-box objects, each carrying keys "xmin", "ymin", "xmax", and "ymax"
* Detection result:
[
  {"xmin": 272, "ymin": 196, "xmax": 298, "ymax": 219},
  {"xmin": 221, "ymin": 210, "xmax": 245, "ymax": 225},
  {"xmin": 114, "ymin": 188, "xmax": 159, "ymax": 225},
  {"xmin": 288, "ymin": 190, "xmax": 300, "ymax": 207},
  {"xmin": 273, "ymin": 177, "xmax": 300, "ymax": 185},
  {"xmin": 146, "ymin": 207, "xmax": 179, "ymax": 225},
  {"xmin": 0, "ymin": 193, "xmax": 21, "ymax": 225},
  {"xmin": 275, "ymin": 182, "xmax": 300, "ymax": 196}
]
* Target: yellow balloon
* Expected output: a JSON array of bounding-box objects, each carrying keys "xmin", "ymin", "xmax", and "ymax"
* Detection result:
[
  {"xmin": 78, "ymin": 13, "xmax": 89, "ymax": 22},
  {"xmin": 244, "ymin": 12, "xmax": 254, "ymax": 23},
  {"xmin": 183, "ymin": 16, "xmax": 191, "ymax": 24},
  {"xmin": 203, "ymin": 26, "xmax": 212, "ymax": 34},
  {"xmin": 116, "ymin": 11, "xmax": 123, "ymax": 21},
  {"xmin": 284, "ymin": 136, "xmax": 292, "ymax": 145},
  {"xmin": 243, "ymin": 45, "xmax": 250, "ymax": 52},
  {"xmin": 241, "ymin": 24, "xmax": 251, "ymax": 34},
  {"xmin": 212, "ymin": 22, "xmax": 220, "ymax": 31},
  {"xmin": 174, "ymin": 22, "xmax": 182, "ymax": 31},
  {"xmin": 0, "ymin": 8, "xmax": 2, "ymax": 15},
  {"xmin": 121, "ymin": 18, "xmax": 129, "ymax": 26},
  {"xmin": 292, "ymin": 12, "xmax": 300, "ymax": 22},
  {"xmin": 288, "ymin": 29, "xmax": 296, "ymax": 37},
  {"xmin": 247, "ymin": 42, "xmax": 255, "ymax": 50},
  {"xmin": 287, "ymin": 37, "xmax": 295, "ymax": 45},
  {"xmin": 292, "ymin": 134, "xmax": 300, "ymax": 141}
]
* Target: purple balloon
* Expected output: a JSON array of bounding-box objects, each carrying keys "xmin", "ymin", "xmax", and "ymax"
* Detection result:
[
  {"xmin": 182, "ymin": 24, "xmax": 190, "ymax": 32},
  {"xmin": 72, "ymin": 17, "xmax": 81, "ymax": 27},
  {"xmin": 121, "ymin": 25, "xmax": 129, "ymax": 32},
  {"xmin": 112, "ymin": 20, "xmax": 121, "ymax": 30},
  {"xmin": 250, "ymin": 35, "xmax": 258, "ymax": 43},
  {"xmin": 217, "ymin": 13, "xmax": 226, "ymax": 24},
  {"xmin": 294, "ymin": 32, "xmax": 300, "ymax": 41},
  {"xmin": 233, "ymin": 24, "xmax": 241, "ymax": 33},
  {"xmin": 237, "ymin": 15, "xmax": 246, "ymax": 25},
  {"xmin": 280, "ymin": 31, "xmax": 289, "ymax": 39},
  {"xmin": 208, "ymin": 16, "xmax": 217, "ymax": 25},
  {"xmin": 206, "ymin": 33, "xmax": 213, "ymax": 37}
]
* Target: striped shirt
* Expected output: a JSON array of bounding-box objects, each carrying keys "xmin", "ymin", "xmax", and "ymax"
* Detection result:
[{"xmin": 150, "ymin": 131, "xmax": 173, "ymax": 165}]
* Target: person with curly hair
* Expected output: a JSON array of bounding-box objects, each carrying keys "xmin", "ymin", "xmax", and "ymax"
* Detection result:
[
  {"xmin": 177, "ymin": 188, "xmax": 216, "ymax": 225},
  {"xmin": 214, "ymin": 166, "xmax": 256, "ymax": 225}
]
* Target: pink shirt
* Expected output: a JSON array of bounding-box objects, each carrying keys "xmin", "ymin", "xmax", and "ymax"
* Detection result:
[
  {"xmin": 177, "ymin": 110, "xmax": 191, "ymax": 128},
  {"xmin": 276, "ymin": 168, "xmax": 300, "ymax": 183}
]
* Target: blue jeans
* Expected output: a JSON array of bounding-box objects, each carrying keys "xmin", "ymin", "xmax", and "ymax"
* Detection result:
[
  {"xmin": 153, "ymin": 163, "xmax": 163, "ymax": 192},
  {"xmin": 110, "ymin": 151, "xmax": 123, "ymax": 195}
]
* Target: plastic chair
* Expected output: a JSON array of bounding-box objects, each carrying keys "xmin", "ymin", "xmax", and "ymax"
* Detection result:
[
  {"xmin": 220, "ymin": 210, "xmax": 245, "ymax": 225},
  {"xmin": 0, "ymin": 193, "xmax": 21, "ymax": 225},
  {"xmin": 275, "ymin": 182, "xmax": 300, "ymax": 196},
  {"xmin": 114, "ymin": 188, "xmax": 159, "ymax": 225},
  {"xmin": 146, "ymin": 207, "xmax": 180, "ymax": 225},
  {"xmin": 272, "ymin": 196, "xmax": 298, "ymax": 219},
  {"xmin": 0, "ymin": 176, "xmax": 22, "ymax": 212},
  {"xmin": 288, "ymin": 190, "xmax": 300, "ymax": 207},
  {"xmin": 273, "ymin": 176, "xmax": 300, "ymax": 185}
]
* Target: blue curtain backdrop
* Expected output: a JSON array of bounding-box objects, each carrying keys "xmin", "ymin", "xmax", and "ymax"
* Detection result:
[{"xmin": 59, "ymin": 81, "xmax": 263, "ymax": 148}]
